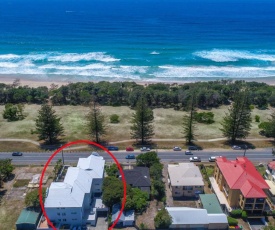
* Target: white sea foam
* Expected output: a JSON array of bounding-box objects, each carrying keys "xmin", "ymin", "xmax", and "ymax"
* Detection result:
[
  {"xmin": 150, "ymin": 51, "xmax": 160, "ymax": 55},
  {"xmin": 47, "ymin": 52, "xmax": 120, "ymax": 62},
  {"xmin": 0, "ymin": 54, "xmax": 20, "ymax": 60},
  {"xmin": 194, "ymin": 49, "xmax": 275, "ymax": 62}
]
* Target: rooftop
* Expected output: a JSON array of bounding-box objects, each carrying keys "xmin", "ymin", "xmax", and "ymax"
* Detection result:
[
  {"xmin": 268, "ymin": 161, "xmax": 275, "ymax": 170},
  {"xmin": 199, "ymin": 194, "xmax": 223, "ymax": 214},
  {"xmin": 112, "ymin": 204, "xmax": 134, "ymax": 222},
  {"xmin": 216, "ymin": 157, "xmax": 269, "ymax": 198},
  {"xmin": 16, "ymin": 208, "xmax": 41, "ymax": 225},
  {"xmin": 168, "ymin": 163, "xmax": 204, "ymax": 186},
  {"xmin": 265, "ymin": 180, "xmax": 275, "ymax": 195},
  {"xmin": 45, "ymin": 154, "xmax": 105, "ymax": 208}
]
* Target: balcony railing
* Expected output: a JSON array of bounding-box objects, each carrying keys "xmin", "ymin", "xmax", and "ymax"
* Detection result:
[
  {"xmin": 244, "ymin": 205, "xmax": 253, "ymax": 210},
  {"xmin": 223, "ymin": 186, "xmax": 229, "ymax": 197},
  {"xmin": 245, "ymin": 198, "xmax": 255, "ymax": 203}
]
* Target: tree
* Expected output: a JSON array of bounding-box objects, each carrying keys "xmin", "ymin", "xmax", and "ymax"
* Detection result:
[
  {"xmin": 130, "ymin": 96, "xmax": 154, "ymax": 145},
  {"xmin": 35, "ymin": 104, "xmax": 64, "ymax": 144},
  {"xmin": 152, "ymin": 179, "xmax": 165, "ymax": 200},
  {"xmin": 110, "ymin": 114, "xmax": 120, "ymax": 123},
  {"xmin": 136, "ymin": 152, "xmax": 160, "ymax": 168},
  {"xmin": 263, "ymin": 111, "xmax": 275, "ymax": 141},
  {"xmin": 125, "ymin": 188, "xmax": 149, "ymax": 212},
  {"xmin": 220, "ymin": 91, "xmax": 252, "ymax": 143},
  {"xmin": 53, "ymin": 159, "xmax": 63, "ymax": 180},
  {"xmin": 154, "ymin": 208, "xmax": 172, "ymax": 229},
  {"xmin": 150, "ymin": 163, "xmax": 163, "ymax": 180},
  {"xmin": 87, "ymin": 100, "xmax": 106, "ymax": 143},
  {"xmin": 105, "ymin": 164, "xmax": 118, "ymax": 177},
  {"xmin": 2, "ymin": 103, "xmax": 25, "ymax": 121},
  {"xmin": 0, "ymin": 159, "xmax": 14, "ymax": 187},
  {"xmin": 25, "ymin": 188, "xmax": 46, "ymax": 208},
  {"xmin": 182, "ymin": 92, "xmax": 197, "ymax": 144}
]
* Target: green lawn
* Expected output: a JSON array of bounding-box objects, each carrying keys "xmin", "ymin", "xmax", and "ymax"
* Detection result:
[{"xmin": 0, "ymin": 104, "xmax": 273, "ymax": 143}]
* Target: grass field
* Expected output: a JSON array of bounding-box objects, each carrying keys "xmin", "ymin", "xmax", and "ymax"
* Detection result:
[{"xmin": 0, "ymin": 104, "xmax": 273, "ymax": 144}]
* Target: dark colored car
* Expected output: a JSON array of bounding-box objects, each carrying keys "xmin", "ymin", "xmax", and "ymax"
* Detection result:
[
  {"xmin": 107, "ymin": 146, "xmax": 119, "ymax": 151},
  {"xmin": 185, "ymin": 150, "xmax": 193, "ymax": 155},
  {"xmin": 232, "ymin": 145, "xmax": 242, "ymax": 150},
  {"xmin": 173, "ymin": 146, "xmax": 182, "ymax": 151},
  {"xmin": 188, "ymin": 146, "xmax": 198, "ymax": 151},
  {"xmin": 12, "ymin": 152, "xmax": 23, "ymax": 156},
  {"xmin": 126, "ymin": 147, "xmax": 134, "ymax": 151},
  {"xmin": 125, "ymin": 154, "xmax": 135, "ymax": 159}
]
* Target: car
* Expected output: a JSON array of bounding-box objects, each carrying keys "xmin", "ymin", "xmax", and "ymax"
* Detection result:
[
  {"xmin": 107, "ymin": 146, "xmax": 119, "ymax": 151},
  {"xmin": 185, "ymin": 150, "xmax": 193, "ymax": 155},
  {"xmin": 232, "ymin": 145, "xmax": 242, "ymax": 150},
  {"xmin": 188, "ymin": 146, "xmax": 199, "ymax": 151},
  {"xmin": 140, "ymin": 147, "xmax": 151, "ymax": 152},
  {"xmin": 12, "ymin": 152, "xmax": 23, "ymax": 156},
  {"xmin": 189, "ymin": 156, "xmax": 201, "ymax": 162},
  {"xmin": 173, "ymin": 146, "xmax": 182, "ymax": 151},
  {"xmin": 208, "ymin": 156, "xmax": 217, "ymax": 162},
  {"xmin": 91, "ymin": 152, "xmax": 100, "ymax": 157},
  {"xmin": 126, "ymin": 146, "xmax": 134, "ymax": 151},
  {"xmin": 125, "ymin": 154, "xmax": 135, "ymax": 159}
]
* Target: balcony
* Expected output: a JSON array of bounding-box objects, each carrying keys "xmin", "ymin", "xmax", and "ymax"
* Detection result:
[
  {"xmin": 244, "ymin": 205, "xmax": 253, "ymax": 210},
  {"xmin": 254, "ymin": 205, "xmax": 264, "ymax": 209},
  {"xmin": 245, "ymin": 198, "xmax": 255, "ymax": 203},
  {"xmin": 255, "ymin": 198, "xmax": 265, "ymax": 203},
  {"xmin": 223, "ymin": 186, "xmax": 229, "ymax": 197}
]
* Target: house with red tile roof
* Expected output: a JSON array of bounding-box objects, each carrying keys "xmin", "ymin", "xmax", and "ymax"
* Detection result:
[{"xmin": 213, "ymin": 157, "xmax": 269, "ymax": 214}]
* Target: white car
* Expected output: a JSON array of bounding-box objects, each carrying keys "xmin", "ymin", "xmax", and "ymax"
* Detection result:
[
  {"xmin": 140, "ymin": 147, "xmax": 151, "ymax": 152},
  {"xmin": 232, "ymin": 145, "xmax": 242, "ymax": 150},
  {"xmin": 91, "ymin": 152, "xmax": 100, "ymax": 157},
  {"xmin": 189, "ymin": 157, "xmax": 201, "ymax": 162}
]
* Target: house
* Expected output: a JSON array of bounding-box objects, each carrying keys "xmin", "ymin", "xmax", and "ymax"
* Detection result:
[
  {"xmin": 199, "ymin": 194, "xmax": 224, "ymax": 214},
  {"xmin": 166, "ymin": 207, "xmax": 228, "ymax": 229},
  {"xmin": 168, "ymin": 163, "xmax": 204, "ymax": 197},
  {"xmin": 16, "ymin": 208, "xmax": 41, "ymax": 230},
  {"xmin": 121, "ymin": 167, "xmax": 151, "ymax": 193},
  {"xmin": 264, "ymin": 161, "xmax": 275, "ymax": 203},
  {"xmin": 111, "ymin": 204, "xmax": 135, "ymax": 227},
  {"xmin": 42, "ymin": 154, "xmax": 107, "ymax": 229},
  {"xmin": 213, "ymin": 157, "xmax": 270, "ymax": 214}
]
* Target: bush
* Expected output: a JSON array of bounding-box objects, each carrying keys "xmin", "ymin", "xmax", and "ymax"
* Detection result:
[
  {"xmin": 255, "ymin": 115, "xmax": 260, "ymax": 122},
  {"xmin": 249, "ymin": 105, "xmax": 255, "ymax": 110},
  {"xmin": 230, "ymin": 209, "xmax": 242, "ymax": 218},
  {"xmin": 194, "ymin": 112, "xmax": 214, "ymax": 124},
  {"xmin": 241, "ymin": 210, "xmax": 247, "ymax": 220},
  {"xmin": 227, "ymin": 216, "xmax": 238, "ymax": 226},
  {"xmin": 110, "ymin": 114, "xmax": 120, "ymax": 123}
]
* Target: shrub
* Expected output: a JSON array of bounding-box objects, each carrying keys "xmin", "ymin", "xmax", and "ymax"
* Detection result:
[
  {"xmin": 194, "ymin": 112, "xmax": 215, "ymax": 124},
  {"xmin": 241, "ymin": 211, "xmax": 247, "ymax": 220},
  {"xmin": 230, "ymin": 209, "xmax": 242, "ymax": 218},
  {"xmin": 255, "ymin": 115, "xmax": 260, "ymax": 122},
  {"xmin": 249, "ymin": 105, "xmax": 255, "ymax": 110},
  {"xmin": 227, "ymin": 216, "xmax": 238, "ymax": 226},
  {"xmin": 110, "ymin": 114, "xmax": 120, "ymax": 123}
]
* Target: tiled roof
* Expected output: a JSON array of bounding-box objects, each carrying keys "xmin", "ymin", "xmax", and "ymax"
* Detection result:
[
  {"xmin": 216, "ymin": 157, "xmax": 269, "ymax": 198},
  {"xmin": 122, "ymin": 167, "xmax": 151, "ymax": 188}
]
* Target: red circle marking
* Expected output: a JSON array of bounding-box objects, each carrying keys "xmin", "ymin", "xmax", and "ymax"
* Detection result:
[{"xmin": 39, "ymin": 140, "xmax": 127, "ymax": 230}]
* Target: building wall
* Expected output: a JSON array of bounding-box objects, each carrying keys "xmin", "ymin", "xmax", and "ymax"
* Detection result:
[
  {"xmin": 92, "ymin": 178, "xmax": 103, "ymax": 194},
  {"xmin": 208, "ymin": 223, "xmax": 228, "ymax": 229},
  {"xmin": 171, "ymin": 185, "xmax": 204, "ymax": 197},
  {"xmin": 46, "ymin": 207, "xmax": 83, "ymax": 226},
  {"xmin": 169, "ymin": 224, "xmax": 208, "ymax": 229}
]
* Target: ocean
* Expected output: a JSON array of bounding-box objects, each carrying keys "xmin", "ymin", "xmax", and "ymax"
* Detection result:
[{"xmin": 0, "ymin": 0, "xmax": 275, "ymax": 83}]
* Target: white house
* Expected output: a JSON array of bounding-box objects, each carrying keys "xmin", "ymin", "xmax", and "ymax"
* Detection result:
[
  {"xmin": 168, "ymin": 163, "xmax": 204, "ymax": 197},
  {"xmin": 43, "ymin": 154, "xmax": 106, "ymax": 229},
  {"xmin": 111, "ymin": 204, "xmax": 135, "ymax": 227},
  {"xmin": 166, "ymin": 207, "xmax": 228, "ymax": 229}
]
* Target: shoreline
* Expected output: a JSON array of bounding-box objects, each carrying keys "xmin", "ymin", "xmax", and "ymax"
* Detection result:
[{"xmin": 1, "ymin": 74, "xmax": 275, "ymax": 88}]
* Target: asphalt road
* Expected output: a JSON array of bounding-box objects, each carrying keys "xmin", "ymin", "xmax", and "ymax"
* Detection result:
[{"xmin": 0, "ymin": 149, "xmax": 274, "ymax": 165}]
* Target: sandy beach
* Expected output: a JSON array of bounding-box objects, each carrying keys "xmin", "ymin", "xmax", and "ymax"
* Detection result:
[{"xmin": 1, "ymin": 74, "xmax": 275, "ymax": 88}]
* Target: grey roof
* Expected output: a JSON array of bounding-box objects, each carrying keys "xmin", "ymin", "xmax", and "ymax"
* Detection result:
[
  {"xmin": 166, "ymin": 207, "xmax": 209, "ymax": 225},
  {"xmin": 45, "ymin": 154, "xmax": 105, "ymax": 208},
  {"xmin": 166, "ymin": 207, "xmax": 228, "ymax": 225},
  {"xmin": 168, "ymin": 163, "xmax": 204, "ymax": 186},
  {"xmin": 121, "ymin": 167, "xmax": 151, "ymax": 188},
  {"xmin": 111, "ymin": 204, "xmax": 134, "ymax": 222}
]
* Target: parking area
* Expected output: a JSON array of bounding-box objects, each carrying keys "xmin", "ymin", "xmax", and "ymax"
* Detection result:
[{"xmin": 247, "ymin": 218, "xmax": 266, "ymax": 230}]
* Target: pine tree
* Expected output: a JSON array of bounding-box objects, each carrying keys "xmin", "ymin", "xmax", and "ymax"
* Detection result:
[
  {"xmin": 182, "ymin": 92, "xmax": 197, "ymax": 144},
  {"xmin": 130, "ymin": 96, "xmax": 154, "ymax": 145},
  {"xmin": 87, "ymin": 100, "xmax": 106, "ymax": 143},
  {"xmin": 265, "ymin": 110, "xmax": 275, "ymax": 141},
  {"xmin": 220, "ymin": 91, "xmax": 252, "ymax": 143},
  {"xmin": 35, "ymin": 104, "xmax": 64, "ymax": 144}
]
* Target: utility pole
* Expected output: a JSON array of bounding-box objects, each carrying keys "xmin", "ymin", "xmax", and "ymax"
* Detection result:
[{"xmin": 243, "ymin": 145, "xmax": 247, "ymax": 157}]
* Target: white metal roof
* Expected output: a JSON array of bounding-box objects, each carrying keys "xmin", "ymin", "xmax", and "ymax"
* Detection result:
[
  {"xmin": 168, "ymin": 163, "xmax": 204, "ymax": 186},
  {"xmin": 45, "ymin": 154, "xmax": 105, "ymax": 208},
  {"xmin": 207, "ymin": 214, "xmax": 228, "ymax": 224}
]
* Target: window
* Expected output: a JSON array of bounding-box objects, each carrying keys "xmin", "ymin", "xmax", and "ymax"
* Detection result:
[
  {"xmin": 72, "ymin": 219, "xmax": 77, "ymax": 221},
  {"xmin": 63, "ymin": 219, "xmax": 67, "ymax": 222},
  {"xmin": 187, "ymin": 191, "xmax": 192, "ymax": 193},
  {"xmin": 58, "ymin": 219, "xmax": 61, "ymax": 222},
  {"xmin": 62, "ymin": 213, "xmax": 66, "ymax": 216},
  {"xmin": 57, "ymin": 213, "xmax": 60, "ymax": 216},
  {"xmin": 71, "ymin": 212, "xmax": 77, "ymax": 215}
]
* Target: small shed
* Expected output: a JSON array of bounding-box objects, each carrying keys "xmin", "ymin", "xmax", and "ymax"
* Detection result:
[
  {"xmin": 199, "ymin": 194, "xmax": 224, "ymax": 214},
  {"xmin": 111, "ymin": 204, "xmax": 135, "ymax": 227},
  {"xmin": 16, "ymin": 208, "xmax": 41, "ymax": 230}
]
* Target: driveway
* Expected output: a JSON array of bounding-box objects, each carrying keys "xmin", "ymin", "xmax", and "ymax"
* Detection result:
[
  {"xmin": 87, "ymin": 217, "xmax": 108, "ymax": 230},
  {"xmin": 248, "ymin": 218, "xmax": 266, "ymax": 230}
]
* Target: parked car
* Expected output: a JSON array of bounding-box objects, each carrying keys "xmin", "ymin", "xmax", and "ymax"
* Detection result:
[
  {"xmin": 208, "ymin": 156, "xmax": 217, "ymax": 162},
  {"xmin": 140, "ymin": 147, "xmax": 151, "ymax": 152},
  {"xmin": 126, "ymin": 146, "xmax": 134, "ymax": 151},
  {"xmin": 173, "ymin": 146, "xmax": 182, "ymax": 151},
  {"xmin": 189, "ymin": 156, "xmax": 201, "ymax": 162},
  {"xmin": 107, "ymin": 146, "xmax": 119, "ymax": 151},
  {"xmin": 185, "ymin": 150, "xmax": 193, "ymax": 155},
  {"xmin": 188, "ymin": 146, "xmax": 199, "ymax": 151},
  {"xmin": 232, "ymin": 145, "xmax": 242, "ymax": 150},
  {"xmin": 91, "ymin": 152, "xmax": 100, "ymax": 157},
  {"xmin": 125, "ymin": 154, "xmax": 135, "ymax": 159},
  {"xmin": 12, "ymin": 152, "xmax": 23, "ymax": 156}
]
